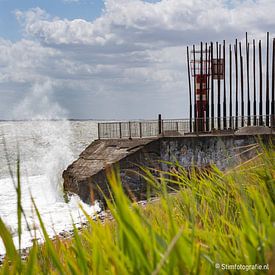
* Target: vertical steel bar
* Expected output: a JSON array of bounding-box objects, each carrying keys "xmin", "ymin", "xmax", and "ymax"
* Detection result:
[
  {"xmin": 158, "ymin": 114, "xmax": 162, "ymax": 135},
  {"xmin": 207, "ymin": 45, "xmax": 211, "ymax": 131},
  {"xmin": 229, "ymin": 44, "xmax": 233, "ymax": 129},
  {"xmin": 199, "ymin": 42, "xmax": 203, "ymax": 131},
  {"xmin": 208, "ymin": 45, "xmax": 211, "ymax": 130},
  {"xmin": 246, "ymin": 33, "xmax": 251, "ymax": 125},
  {"xmin": 187, "ymin": 46, "xmax": 192, "ymax": 132},
  {"xmin": 217, "ymin": 42, "xmax": 221, "ymax": 130},
  {"xmin": 266, "ymin": 32, "xmax": 270, "ymax": 126},
  {"xmin": 129, "ymin": 121, "xmax": 132, "ymax": 139},
  {"xmin": 139, "ymin": 122, "xmax": 142, "ymax": 138},
  {"xmin": 235, "ymin": 39, "xmax": 239, "ymax": 129},
  {"xmin": 239, "ymin": 42, "xmax": 244, "ymax": 127},
  {"xmin": 272, "ymin": 38, "xmax": 275, "ymax": 127},
  {"xmin": 119, "ymin": 122, "xmax": 122, "ymax": 138},
  {"xmin": 223, "ymin": 40, "xmax": 227, "ymax": 129},
  {"xmin": 205, "ymin": 43, "xmax": 209, "ymax": 131},
  {"xmin": 253, "ymin": 39, "xmax": 257, "ymax": 125},
  {"xmin": 211, "ymin": 42, "xmax": 214, "ymax": 130},
  {"xmin": 98, "ymin": 123, "xmax": 101, "ymax": 139},
  {"xmin": 193, "ymin": 45, "xmax": 197, "ymax": 132},
  {"xmin": 259, "ymin": 40, "xmax": 263, "ymax": 125}
]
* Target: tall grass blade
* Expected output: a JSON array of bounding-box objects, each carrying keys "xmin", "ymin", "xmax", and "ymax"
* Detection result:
[
  {"xmin": 31, "ymin": 197, "xmax": 66, "ymax": 275},
  {"xmin": 16, "ymin": 155, "xmax": 22, "ymax": 255}
]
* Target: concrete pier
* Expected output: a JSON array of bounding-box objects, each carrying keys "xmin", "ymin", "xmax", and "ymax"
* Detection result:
[{"xmin": 63, "ymin": 132, "xmax": 274, "ymax": 204}]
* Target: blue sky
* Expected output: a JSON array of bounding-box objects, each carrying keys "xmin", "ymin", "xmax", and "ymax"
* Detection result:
[
  {"xmin": 0, "ymin": 0, "xmax": 105, "ymax": 41},
  {"xmin": 0, "ymin": 0, "xmax": 274, "ymax": 120}
]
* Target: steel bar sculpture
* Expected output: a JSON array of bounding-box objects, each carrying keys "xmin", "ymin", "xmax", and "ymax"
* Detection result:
[{"xmin": 186, "ymin": 32, "xmax": 274, "ymax": 133}]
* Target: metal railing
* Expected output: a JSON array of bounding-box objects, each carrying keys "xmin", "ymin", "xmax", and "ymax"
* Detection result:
[
  {"xmin": 98, "ymin": 119, "xmax": 190, "ymax": 139},
  {"xmin": 98, "ymin": 115, "xmax": 275, "ymax": 139}
]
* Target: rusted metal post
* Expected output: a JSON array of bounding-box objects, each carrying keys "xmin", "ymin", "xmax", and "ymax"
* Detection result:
[
  {"xmin": 187, "ymin": 46, "xmax": 192, "ymax": 132},
  {"xmin": 246, "ymin": 33, "xmax": 251, "ymax": 126},
  {"xmin": 205, "ymin": 43, "xmax": 209, "ymax": 131},
  {"xmin": 229, "ymin": 44, "xmax": 233, "ymax": 128},
  {"xmin": 193, "ymin": 45, "xmax": 197, "ymax": 132},
  {"xmin": 223, "ymin": 40, "xmax": 227, "ymax": 129},
  {"xmin": 253, "ymin": 39, "xmax": 257, "ymax": 125},
  {"xmin": 158, "ymin": 114, "xmax": 162, "ymax": 135},
  {"xmin": 266, "ymin": 32, "xmax": 270, "ymax": 126},
  {"xmin": 217, "ymin": 42, "xmax": 221, "ymax": 130},
  {"xmin": 208, "ymin": 45, "xmax": 211, "ymax": 131},
  {"xmin": 199, "ymin": 42, "xmax": 203, "ymax": 131},
  {"xmin": 272, "ymin": 38, "xmax": 275, "ymax": 127},
  {"xmin": 211, "ymin": 42, "xmax": 214, "ymax": 130},
  {"xmin": 239, "ymin": 42, "xmax": 244, "ymax": 127},
  {"xmin": 259, "ymin": 40, "xmax": 263, "ymax": 125},
  {"xmin": 234, "ymin": 40, "xmax": 239, "ymax": 129}
]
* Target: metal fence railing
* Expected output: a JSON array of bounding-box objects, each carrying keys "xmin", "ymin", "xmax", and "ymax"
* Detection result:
[
  {"xmin": 98, "ymin": 115, "xmax": 275, "ymax": 139},
  {"xmin": 98, "ymin": 119, "xmax": 190, "ymax": 139}
]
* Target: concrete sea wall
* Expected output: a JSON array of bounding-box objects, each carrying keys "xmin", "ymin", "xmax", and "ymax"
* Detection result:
[{"xmin": 63, "ymin": 134, "xmax": 273, "ymax": 204}]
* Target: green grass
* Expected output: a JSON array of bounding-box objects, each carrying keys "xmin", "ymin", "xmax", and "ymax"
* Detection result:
[{"xmin": 0, "ymin": 146, "xmax": 274, "ymax": 274}]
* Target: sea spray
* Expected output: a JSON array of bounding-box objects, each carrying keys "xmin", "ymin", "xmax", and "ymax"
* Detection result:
[
  {"xmin": 0, "ymin": 81, "xmax": 99, "ymax": 254},
  {"xmin": 11, "ymin": 80, "xmax": 74, "ymax": 199}
]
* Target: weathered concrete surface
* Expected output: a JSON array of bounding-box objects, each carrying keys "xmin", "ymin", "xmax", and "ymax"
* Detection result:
[
  {"xmin": 160, "ymin": 134, "xmax": 267, "ymax": 171},
  {"xmin": 63, "ymin": 134, "xmax": 274, "ymax": 204},
  {"xmin": 63, "ymin": 138, "xmax": 160, "ymax": 203}
]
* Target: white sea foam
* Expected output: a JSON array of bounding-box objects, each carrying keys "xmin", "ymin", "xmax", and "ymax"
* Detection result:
[
  {"xmin": 0, "ymin": 81, "xmax": 100, "ymax": 255},
  {"xmin": 0, "ymin": 174, "xmax": 100, "ymax": 254},
  {"xmin": 0, "ymin": 120, "xmax": 99, "ymax": 255}
]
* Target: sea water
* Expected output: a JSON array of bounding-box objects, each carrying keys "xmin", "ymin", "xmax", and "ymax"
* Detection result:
[{"xmin": 0, "ymin": 120, "xmax": 100, "ymax": 254}]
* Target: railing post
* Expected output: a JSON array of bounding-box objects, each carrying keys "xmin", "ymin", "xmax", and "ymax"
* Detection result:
[
  {"xmin": 119, "ymin": 122, "xmax": 122, "ymax": 139},
  {"xmin": 98, "ymin": 123, "xmax": 101, "ymax": 139},
  {"xmin": 158, "ymin": 114, "xmax": 162, "ymax": 135},
  {"xmin": 139, "ymin": 122, "xmax": 142, "ymax": 138},
  {"xmin": 129, "ymin": 121, "xmax": 132, "ymax": 139}
]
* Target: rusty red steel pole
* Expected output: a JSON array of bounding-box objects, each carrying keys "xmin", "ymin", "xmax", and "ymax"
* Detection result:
[
  {"xmin": 208, "ymin": 44, "xmax": 211, "ymax": 130},
  {"xmin": 223, "ymin": 40, "xmax": 227, "ymax": 129},
  {"xmin": 199, "ymin": 42, "xmax": 204, "ymax": 131},
  {"xmin": 259, "ymin": 40, "xmax": 263, "ymax": 125},
  {"xmin": 211, "ymin": 42, "xmax": 214, "ymax": 130},
  {"xmin": 217, "ymin": 42, "xmax": 221, "ymax": 130},
  {"xmin": 187, "ymin": 46, "xmax": 192, "ymax": 132},
  {"xmin": 246, "ymin": 33, "xmax": 251, "ymax": 126},
  {"xmin": 272, "ymin": 38, "xmax": 275, "ymax": 128},
  {"xmin": 193, "ymin": 45, "xmax": 197, "ymax": 132},
  {"xmin": 266, "ymin": 32, "xmax": 270, "ymax": 126},
  {"xmin": 205, "ymin": 43, "xmax": 209, "ymax": 131},
  {"xmin": 229, "ymin": 44, "xmax": 233, "ymax": 129},
  {"xmin": 239, "ymin": 42, "xmax": 244, "ymax": 127},
  {"xmin": 234, "ymin": 40, "xmax": 239, "ymax": 129},
  {"xmin": 253, "ymin": 39, "xmax": 257, "ymax": 125}
]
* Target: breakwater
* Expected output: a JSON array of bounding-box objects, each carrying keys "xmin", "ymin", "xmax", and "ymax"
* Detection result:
[{"xmin": 63, "ymin": 131, "xmax": 274, "ymax": 204}]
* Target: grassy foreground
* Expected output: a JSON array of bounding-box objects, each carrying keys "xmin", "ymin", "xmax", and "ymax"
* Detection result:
[{"xmin": 0, "ymin": 147, "xmax": 274, "ymax": 274}]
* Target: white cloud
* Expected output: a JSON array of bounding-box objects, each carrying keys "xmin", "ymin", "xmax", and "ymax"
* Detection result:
[
  {"xmin": 0, "ymin": 0, "xmax": 274, "ymax": 119},
  {"xmin": 15, "ymin": 0, "xmax": 275, "ymax": 47}
]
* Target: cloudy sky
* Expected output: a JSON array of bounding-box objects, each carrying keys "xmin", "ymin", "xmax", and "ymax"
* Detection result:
[{"xmin": 0, "ymin": 0, "xmax": 274, "ymax": 120}]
